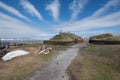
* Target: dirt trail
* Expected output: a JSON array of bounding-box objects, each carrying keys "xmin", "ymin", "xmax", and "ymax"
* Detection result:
[{"xmin": 26, "ymin": 43, "xmax": 86, "ymax": 80}]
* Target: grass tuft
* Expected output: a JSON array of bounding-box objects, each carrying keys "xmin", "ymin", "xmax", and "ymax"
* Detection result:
[{"xmin": 67, "ymin": 44, "xmax": 120, "ymax": 80}]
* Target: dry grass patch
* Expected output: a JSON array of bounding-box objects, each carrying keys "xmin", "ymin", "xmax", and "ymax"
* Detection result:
[
  {"xmin": 0, "ymin": 43, "xmax": 63, "ymax": 80},
  {"xmin": 67, "ymin": 44, "xmax": 120, "ymax": 80},
  {"xmin": 0, "ymin": 47, "xmax": 43, "ymax": 80}
]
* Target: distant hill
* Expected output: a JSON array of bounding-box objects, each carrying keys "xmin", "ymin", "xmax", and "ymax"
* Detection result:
[
  {"xmin": 89, "ymin": 33, "xmax": 120, "ymax": 44},
  {"xmin": 50, "ymin": 32, "xmax": 82, "ymax": 41}
]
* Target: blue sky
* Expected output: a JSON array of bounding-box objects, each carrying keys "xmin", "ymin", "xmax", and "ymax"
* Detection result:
[{"xmin": 0, "ymin": 0, "xmax": 120, "ymax": 40}]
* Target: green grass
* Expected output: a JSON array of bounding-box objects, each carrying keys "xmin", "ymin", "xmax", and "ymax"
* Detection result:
[
  {"xmin": 46, "ymin": 44, "xmax": 69, "ymax": 50},
  {"xmin": 67, "ymin": 44, "xmax": 120, "ymax": 80},
  {"xmin": 40, "ymin": 44, "xmax": 70, "ymax": 61},
  {"xmin": 50, "ymin": 32, "xmax": 82, "ymax": 41},
  {"xmin": 22, "ymin": 43, "xmax": 42, "ymax": 48},
  {"xmin": 38, "ymin": 51, "xmax": 57, "ymax": 61},
  {"xmin": 0, "ymin": 43, "xmax": 69, "ymax": 80}
]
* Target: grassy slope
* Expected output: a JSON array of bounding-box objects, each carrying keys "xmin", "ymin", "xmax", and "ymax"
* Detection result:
[
  {"xmin": 50, "ymin": 32, "xmax": 82, "ymax": 41},
  {"xmin": 90, "ymin": 33, "xmax": 120, "ymax": 41},
  {"xmin": 0, "ymin": 43, "xmax": 68, "ymax": 80},
  {"xmin": 67, "ymin": 44, "xmax": 120, "ymax": 80}
]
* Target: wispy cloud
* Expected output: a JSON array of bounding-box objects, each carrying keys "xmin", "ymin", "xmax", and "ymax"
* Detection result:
[
  {"xmin": 46, "ymin": 0, "xmax": 60, "ymax": 20},
  {"xmin": 76, "ymin": 30, "xmax": 119, "ymax": 38},
  {"xmin": 54, "ymin": 0, "xmax": 120, "ymax": 32},
  {"xmin": 56, "ymin": 11, "xmax": 120, "ymax": 32},
  {"xmin": 20, "ymin": 0, "xmax": 43, "ymax": 21},
  {"xmin": 0, "ymin": 1, "xmax": 30, "ymax": 21},
  {"xmin": 69, "ymin": 0, "xmax": 88, "ymax": 20},
  {"xmin": 88, "ymin": 0, "xmax": 120, "ymax": 19},
  {"xmin": 0, "ymin": 12, "xmax": 46, "ymax": 39}
]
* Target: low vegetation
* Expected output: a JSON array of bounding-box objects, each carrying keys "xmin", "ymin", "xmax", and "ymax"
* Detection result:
[
  {"xmin": 44, "ymin": 32, "xmax": 83, "ymax": 45},
  {"xmin": 67, "ymin": 44, "xmax": 120, "ymax": 80},
  {"xmin": 89, "ymin": 33, "xmax": 113, "ymax": 40},
  {"xmin": 0, "ymin": 43, "xmax": 68, "ymax": 80},
  {"xmin": 50, "ymin": 32, "xmax": 82, "ymax": 41},
  {"xmin": 89, "ymin": 33, "xmax": 120, "ymax": 41},
  {"xmin": 89, "ymin": 33, "xmax": 120, "ymax": 44}
]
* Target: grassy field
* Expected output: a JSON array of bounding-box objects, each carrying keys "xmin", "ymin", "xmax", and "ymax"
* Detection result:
[
  {"xmin": 0, "ymin": 43, "xmax": 68, "ymax": 80},
  {"xmin": 50, "ymin": 32, "xmax": 82, "ymax": 41},
  {"xmin": 67, "ymin": 44, "xmax": 120, "ymax": 80}
]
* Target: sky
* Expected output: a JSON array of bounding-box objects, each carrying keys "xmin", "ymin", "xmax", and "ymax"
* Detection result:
[{"xmin": 0, "ymin": 0, "xmax": 120, "ymax": 40}]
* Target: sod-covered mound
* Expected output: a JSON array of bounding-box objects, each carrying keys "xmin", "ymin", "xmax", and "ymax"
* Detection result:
[
  {"xmin": 50, "ymin": 32, "xmax": 82, "ymax": 41},
  {"xmin": 44, "ymin": 32, "xmax": 83, "ymax": 45},
  {"xmin": 89, "ymin": 33, "xmax": 120, "ymax": 44}
]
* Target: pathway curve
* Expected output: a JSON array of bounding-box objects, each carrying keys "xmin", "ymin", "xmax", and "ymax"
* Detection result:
[{"xmin": 26, "ymin": 43, "xmax": 86, "ymax": 80}]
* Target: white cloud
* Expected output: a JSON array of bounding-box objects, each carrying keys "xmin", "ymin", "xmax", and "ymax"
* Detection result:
[
  {"xmin": 53, "ymin": 0, "xmax": 120, "ymax": 32},
  {"xmin": 0, "ymin": 12, "xmax": 46, "ymax": 39},
  {"xmin": 76, "ymin": 30, "xmax": 119, "ymax": 38},
  {"xmin": 69, "ymin": 0, "xmax": 88, "ymax": 20},
  {"xmin": 20, "ymin": 0, "xmax": 43, "ymax": 21},
  {"xmin": 46, "ymin": 0, "xmax": 60, "ymax": 20},
  {"xmin": 0, "ymin": 1, "xmax": 30, "ymax": 21},
  {"xmin": 88, "ymin": 0, "xmax": 120, "ymax": 19},
  {"xmin": 56, "ymin": 11, "xmax": 120, "ymax": 32}
]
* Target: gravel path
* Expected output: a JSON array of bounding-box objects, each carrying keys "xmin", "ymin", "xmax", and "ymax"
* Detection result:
[{"xmin": 25, "ymin": 43, "xmax": 86, "ymax": 80}]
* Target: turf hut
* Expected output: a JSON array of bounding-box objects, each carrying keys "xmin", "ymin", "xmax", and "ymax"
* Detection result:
[
  {"xmin": 89, "ymin": 33, "xmax": 120, "ymax": 44},
  {"xmin": 44, "ymin": 32, "xmax": 83, "ymax": 45}
]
